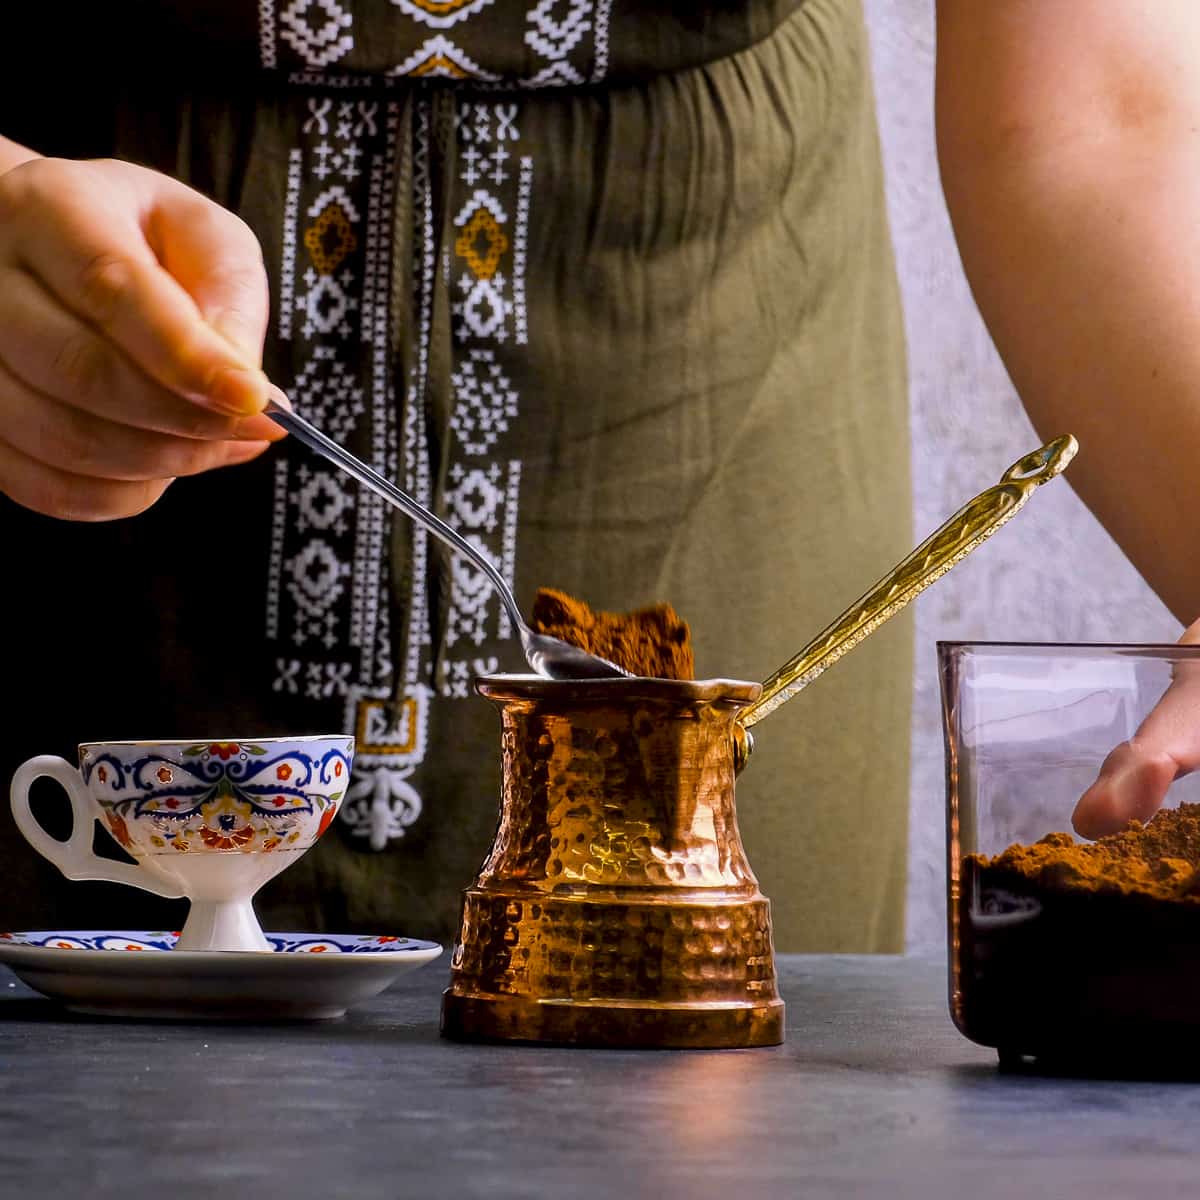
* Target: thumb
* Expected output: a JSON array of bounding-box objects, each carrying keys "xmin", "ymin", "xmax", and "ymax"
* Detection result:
[
  {"xmin": 146, "ymin": 182, "xmax": 270, "ymax": 368},
  {"xmin": 1072, "ymin": 618, "xmax": 1200, "ymax": 838}
]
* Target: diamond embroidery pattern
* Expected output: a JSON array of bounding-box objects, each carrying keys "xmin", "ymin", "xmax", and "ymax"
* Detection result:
[
  {"xmin": 525, "ymin": 0, "xmax": 591, "ymax": 63},
  {"xmin": 305, "ymin": 202, "xmax": 358, "ymax": 274},
  {"xmin": 293, "ymin": 346, "xmax": 366, "ymax": 443},
  {"xmin": 450, "ymin": 350, "xmax": 518, "ymax": 456},
  {"xmin": 279, "ymin": 0, "xmax": 354, "ymax": 67},
  {"xmin": 454, "ymin": 191, "xmax": 509, "ymax": 279}
]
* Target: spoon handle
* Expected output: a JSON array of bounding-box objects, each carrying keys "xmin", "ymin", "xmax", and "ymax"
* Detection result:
[
  {"xmin": 265, "ymin": 398, "xmax": 526, "ymax": 632},
  {"xmin": 738, "ymin": 434, "xmax": 1078, "ymax": 732}
]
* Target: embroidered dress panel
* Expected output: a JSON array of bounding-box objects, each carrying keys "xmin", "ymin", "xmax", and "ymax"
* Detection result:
[{"xmin": 255, "ymin": 0, "xmax": 803, "ymax": 83}]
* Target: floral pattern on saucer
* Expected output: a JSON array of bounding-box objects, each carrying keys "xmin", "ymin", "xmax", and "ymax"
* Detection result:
[
  {"xmin": 0, "ymin": 929, "xmax": 442, "ymax": 1020},
  {"xmin": 0, "ymin": 931, "xmax": 432, "ymax": 955}
]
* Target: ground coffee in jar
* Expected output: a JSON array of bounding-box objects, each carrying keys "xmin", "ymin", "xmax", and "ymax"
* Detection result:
[{"xmin": 956, "ymin": 804, "xmax": 1200, "ymax": 1067}]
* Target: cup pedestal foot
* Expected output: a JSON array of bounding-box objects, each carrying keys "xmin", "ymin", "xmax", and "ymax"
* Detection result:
[{"xmin": 176, "ymin": 899, "xmax": 269, "ymax": 953}]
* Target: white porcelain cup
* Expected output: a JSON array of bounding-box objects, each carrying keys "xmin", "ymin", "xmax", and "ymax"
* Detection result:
[{"xmin": 10, "ymin": 735, "xmax": 354, "ymax": 952}]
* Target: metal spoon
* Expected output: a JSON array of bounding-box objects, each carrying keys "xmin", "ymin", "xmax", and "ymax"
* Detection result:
[{"xmin": 265, "ymin": 398, "xmax": 628, "ymax": 680}]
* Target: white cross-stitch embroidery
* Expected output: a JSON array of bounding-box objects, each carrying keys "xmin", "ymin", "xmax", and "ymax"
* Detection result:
[
  {"xmin": 279, "ymin": 0, "xmax": 354, "ymax": 68},
  {"xmin": 266, "ymin": 88, "xmax": 404, "ymax": 835},
  {"xmin": 294, "ymin": 470, "xmax": 352, "ymax": 537},
  {"xmin": 591, "ymin": 0, "xmax": 613, "ymax": 80},
  {"xmin": 436, "ymin": 102, "xmax": 529, "ymax": 697},
  {"xmin": 261, "ymin": 27, "xmax": 537, "ymax": 841},
  {"xmin": 261, "ymin": 0, "xmax": 614, "ymax": 85},
  {"xmin": 525, "ymin": 0, "xmax": 591, "ymax": 62},
  {"xmin": 293, "ymin": 347, "xmax": 366, "ymax": 442},
  {"xmin": 450, "ymin": 350, "xmax": 518, "ymax": 455},
  {"xmin": 341, "ymin": 765, "xmax": 425, "ymax": 851},
  {"xmin": 259, "ymin": 0, "xmax": 279, "ymax": 68}
]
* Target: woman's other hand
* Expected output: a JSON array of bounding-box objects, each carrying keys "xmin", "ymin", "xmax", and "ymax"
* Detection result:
[
  {"xmin": 1072, "ymin": 619, "xmax": 1200, "ymax": 838},
  {"xmin": 0, "ymin": 143, "xmax": 283, "ymax": 520}
]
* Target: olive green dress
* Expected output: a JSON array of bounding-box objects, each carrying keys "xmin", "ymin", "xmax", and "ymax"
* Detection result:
[{"xmin": 0, "ymin": 0, "xmax": 910, "ymax": 951}]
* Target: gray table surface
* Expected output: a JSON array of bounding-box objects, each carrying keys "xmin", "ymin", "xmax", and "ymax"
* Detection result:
[{"xmin": 3, "ymin": 954, "xmax": 1198, "ymax": 1200}]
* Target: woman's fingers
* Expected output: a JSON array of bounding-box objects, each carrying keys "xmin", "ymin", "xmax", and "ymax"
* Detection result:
[
  {"xmin": 146, "ymin": 187, "xmax": 270, "ymax": 366},
  {"xmin": 1071, "ymin": 741, "xmax": 1182, "ymax": 840},
  {"xmin": 0, "ymin": 430, "xmax": 269, "ymax": 523},
  {"xmin": 0, "ymin": 355, "xmax": 270, "ymax": 483},
  {"xmin": 0, "ymin": 157, "xmax": 269, "ymax": 416},
  {"xmin": 0, "ymin": 265, "xmax": 283, "ymax": 444},
  {"xmin": 1072, "ymin": 620, "xmax": 1200, "ymax": 838},
  {"xmin": 0, "ymin": 435, "xmax": 173, "ymax": 522}
]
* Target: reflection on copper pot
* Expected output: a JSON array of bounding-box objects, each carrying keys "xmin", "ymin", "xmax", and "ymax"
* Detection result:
[{"xmin": 440, "ymin": 675, "xmax": 784, "ymax": 1049}]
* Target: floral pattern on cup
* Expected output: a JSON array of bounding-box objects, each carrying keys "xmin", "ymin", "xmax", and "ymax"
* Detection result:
[{"xmin": 78, "ymin": 740, "xmax": 353, "ymax": 857}]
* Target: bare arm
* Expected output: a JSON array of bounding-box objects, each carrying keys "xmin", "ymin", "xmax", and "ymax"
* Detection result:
[
  {"xmin": 936, "ymin": 0, "xmax": 1200, "ymax": 626},
  {"xmin": 936, "ymin": 3, "xmax": 1200, "ymax": 835}
]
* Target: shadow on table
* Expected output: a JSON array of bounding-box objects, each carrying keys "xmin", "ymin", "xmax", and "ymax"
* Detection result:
[
  {"xmin": 0, "ymin": 995, "xmax": 62, "ymax": 1021},
  {"xmin": 948, "ymin": 1053, "xmax": 1200, "ymax": 1084},
  {"xmin": 0, "ymin": 994, "xmax": 440, "ymax": 1042}
]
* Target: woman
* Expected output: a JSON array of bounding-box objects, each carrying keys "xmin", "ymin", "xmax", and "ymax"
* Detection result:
[{"xmin": 0, "ymin": 0, "xmax": 912, "ymax": 948}]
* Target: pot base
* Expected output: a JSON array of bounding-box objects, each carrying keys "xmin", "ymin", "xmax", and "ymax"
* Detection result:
[
  {"xmin": 441, "ymin": 890, "xmax": 785, "ymax": 1049},
  {"xmin": 441, "ymin": 990, "xmax": 785, "ymax": 1049}
]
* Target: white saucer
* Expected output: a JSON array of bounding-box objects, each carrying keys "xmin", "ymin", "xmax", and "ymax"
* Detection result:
[{"xmin": 0, "ymin": 930, "xmax": 443, "ymax": 1021}]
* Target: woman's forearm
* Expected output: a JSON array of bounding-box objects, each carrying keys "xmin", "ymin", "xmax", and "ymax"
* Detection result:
[{"xmin": 936, "ymin": 1, "xmax": 1200, "ymax": 625}]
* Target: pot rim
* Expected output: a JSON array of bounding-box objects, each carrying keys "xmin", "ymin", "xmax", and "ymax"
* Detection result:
[{"xmin": 475, "ymin": 673, "xmax": 762, "ymax": 705}]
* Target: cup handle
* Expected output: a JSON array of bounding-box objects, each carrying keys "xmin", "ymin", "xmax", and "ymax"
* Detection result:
[{"xmin": 9, "ymin": 755, "xmax": 186, "ymax": 899}]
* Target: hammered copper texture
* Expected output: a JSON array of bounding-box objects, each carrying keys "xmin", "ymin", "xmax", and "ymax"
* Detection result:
[{"xmin": 442, "ymin": 676, "xmax": 784, "ymax": 1048}]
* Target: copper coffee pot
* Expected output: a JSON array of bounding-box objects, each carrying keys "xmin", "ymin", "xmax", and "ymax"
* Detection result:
[{"xmin": 441, "ymin": 437, "xmax": 1077, "ymax": 1048}]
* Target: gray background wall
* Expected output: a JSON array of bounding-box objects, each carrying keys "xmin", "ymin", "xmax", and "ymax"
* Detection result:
[{"xmin": 861, "ymin": 1, "xmax": 1181, "ymax": 951}]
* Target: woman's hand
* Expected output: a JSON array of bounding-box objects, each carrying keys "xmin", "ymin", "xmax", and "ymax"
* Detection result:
[
  {"xmin": 1072, "ymin": 619, "xmax": 1200, "ymax": 838},
  {"xmin": 0, "ymin": 148, "xmax": 284, "ymax": 521}
]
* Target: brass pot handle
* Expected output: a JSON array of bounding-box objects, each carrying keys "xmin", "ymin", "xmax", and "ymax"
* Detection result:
[{"xmin": 733, "ymin": 434, "xmax": 1078, "ymax": 763}]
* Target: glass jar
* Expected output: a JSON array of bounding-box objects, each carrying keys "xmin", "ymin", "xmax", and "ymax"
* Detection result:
[{"xmin": 940, "ymin": 641, "xmax": 1200, "ymax": 1065}]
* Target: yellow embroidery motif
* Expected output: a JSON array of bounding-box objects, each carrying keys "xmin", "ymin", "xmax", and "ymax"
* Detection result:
[
  {"xmin": 392, "ymin": 36, "xmax": 498, "ymax": 80},
  {"xmin": 455, "ymin": 208, "xmax": 509, "ymax": 280},
  {"xmin": 408, "ymin": 52, "xmax": 471, "ymax": 78},
  {"xmin": 304, "ymin": 203, "xmax": 358, "ymax": 275},
  {"xmin": 355, "ymin": 697, "xmax": 420, "ymax": 755},
  {"xmin": 407, "ymin": 0, "xmax": 480, "ymax": 13}
]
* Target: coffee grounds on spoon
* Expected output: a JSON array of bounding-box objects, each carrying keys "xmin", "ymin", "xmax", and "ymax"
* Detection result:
[{"xmin": 530, "ymin": 588, "xmax": 695, "ymax": 680}]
